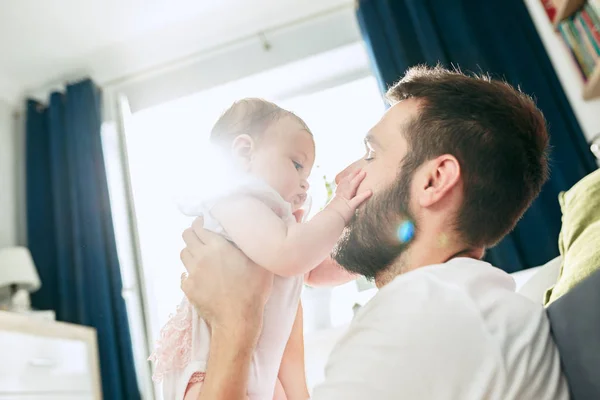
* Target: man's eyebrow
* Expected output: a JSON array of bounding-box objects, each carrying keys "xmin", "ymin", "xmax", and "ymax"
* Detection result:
[{"xmin": 365, "ymin": 133, "xmax": 382, "ymax": 148}]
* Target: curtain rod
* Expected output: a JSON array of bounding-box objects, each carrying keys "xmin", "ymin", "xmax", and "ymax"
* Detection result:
[{"xmin": 28, "ymin": 3, "xmax": 354, "ymax": 98}]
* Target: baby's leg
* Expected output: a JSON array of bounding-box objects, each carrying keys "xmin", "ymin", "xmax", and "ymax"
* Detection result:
[
  {"xmin": 273, "ymin": 378, "xmax": 288, "ymax": 400},
  {"xmin": 183, "ymin": 372, "xmax": 254, "ymax": 400},
  {"xmin": 277, "ymin": 304, "xmax": 310, "ymax": 400},
  {"xmin": 184, "ymin": 381, "xmax": 203, "ymax": 400},
  {"xmin": 184, "ymin": 372, "xmax": 205, "ymax": 400}
]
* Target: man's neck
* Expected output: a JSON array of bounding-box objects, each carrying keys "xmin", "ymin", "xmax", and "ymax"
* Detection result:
[{"xmin": 374, "ymin": 231, "xmax": 484, "ymax": 288}]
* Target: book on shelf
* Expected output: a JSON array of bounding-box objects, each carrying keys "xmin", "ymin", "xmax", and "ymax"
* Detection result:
[
  {"xmin": 586, "ymin": 2, "xmax": 600, "ymax": 23},
  {"xmin": 541, "ymin": 0, "xmax": 557, "ymax": 21},
  {"xmin": 566, "ymin": 19, "xmax": 595, "ymax": 76},
  {"xmin": 556, "ymin": 3, "xmax": 600, "ymax": 81},
  {"xmin": 589, "ymin": 0, "xmax": 600, "ymax": 18},
  {"xmin": 581, "ymin": 7, "xmax": 600, "ymax": 45},
  {"xmin": 578, "ymin": 13, "xmax": 600, "ymax": 55},
  {"xmin": 559, "ymin": 22, "xmax": 589, "ymax": 79},
  {"xmin": 575, "ymin": 17, "xmax": 599, "ymax": 62}
]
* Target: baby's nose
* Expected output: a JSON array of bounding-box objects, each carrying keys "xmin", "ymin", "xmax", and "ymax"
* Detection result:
[{"xmin": 300, "ymin": 179, "xmax": 310, "ymax": 192}]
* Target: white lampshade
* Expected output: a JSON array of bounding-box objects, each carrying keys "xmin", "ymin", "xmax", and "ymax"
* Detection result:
[
  {"xmin": 0, "ymin": 247, "xmax": 41, "ymax": 293},
  {"xmin": 592, "ymin": 134, "xmax": 600, "ymax": 160}
]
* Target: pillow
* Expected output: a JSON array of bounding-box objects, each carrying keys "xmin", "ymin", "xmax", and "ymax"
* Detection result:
[
  {"xmin": 517, "ymin": 257, "xmax": 561, "ymax": 303},
  {"xmin": 545, "ymin": 168, "xmax": 600, "ymax": 305},
  {"xmin": 546, "ymin": 269, "xmax": 600, "ymax": 399}
]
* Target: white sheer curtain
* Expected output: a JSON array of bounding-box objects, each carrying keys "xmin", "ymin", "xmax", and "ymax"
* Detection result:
[{"xmin": 115, "ymin": 44, "xmax": 385, "ymax": 349}]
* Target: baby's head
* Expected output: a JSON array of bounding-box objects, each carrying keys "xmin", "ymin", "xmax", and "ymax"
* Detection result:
[{"xmin": 211, "ymin": 98, "xmax": 315, "ymax": 211}]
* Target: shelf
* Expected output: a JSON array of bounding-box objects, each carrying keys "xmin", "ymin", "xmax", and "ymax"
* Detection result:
[
  {"xmin": 583, "ymin": 65, "xmax": 600, "ymax": 99},
  {"xmin": 552, "ymin": 0, "xmax": 600, "ymax": 100},
  {"xmin": 553, "ymin": 0, "xmax": 586, "ymax": 26}
]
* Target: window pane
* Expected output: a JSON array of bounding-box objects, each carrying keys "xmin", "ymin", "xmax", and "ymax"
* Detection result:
[{"xmin": 122, "ymin": 51, "xmax": 384, "ymax": 343}]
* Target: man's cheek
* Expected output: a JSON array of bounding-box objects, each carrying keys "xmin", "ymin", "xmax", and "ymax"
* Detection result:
[
  {"xmin": 359, "ymin": 172, "xmax": 385, "ymax": 196},
  {"xmin": 357, "ymin": 178, "xmax": 373, "ymax": 196}
]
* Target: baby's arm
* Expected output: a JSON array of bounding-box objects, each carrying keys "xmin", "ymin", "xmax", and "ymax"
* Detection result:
[
  {"xmin": 211, "ymin": 170, "xmax": 371, "ymax": 277},
  {"xmin": 278, "ymin": 302, "xmax": 310, "ymax": 400},
  {"xmin": 304, "ymin": 257, "xmax": 358, "ymax": 287}
]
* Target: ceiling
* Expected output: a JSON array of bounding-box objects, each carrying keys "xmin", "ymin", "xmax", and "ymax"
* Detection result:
[{"xmin": 0, "ymin": 0, "xmax": 351, "ymax": 105}]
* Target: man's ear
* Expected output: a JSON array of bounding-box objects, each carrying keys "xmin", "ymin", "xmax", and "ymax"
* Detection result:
[
  {"xmin": 231, "ymin": 134, "xmax": 254, "ymax": 171},
  {"xmin": 418, "ymin": 154, "xmax": 461, "ymax": 208}
]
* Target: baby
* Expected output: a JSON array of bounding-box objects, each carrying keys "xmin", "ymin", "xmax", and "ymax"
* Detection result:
[{"xmin": 150, "ymin": 98, "xmax": 370, "ymax": 400}]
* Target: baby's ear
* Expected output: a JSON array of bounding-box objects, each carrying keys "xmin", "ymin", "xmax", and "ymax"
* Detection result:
[{"xmin": 231, "ymin": 134, "xmax": 254, "ymax": 171}]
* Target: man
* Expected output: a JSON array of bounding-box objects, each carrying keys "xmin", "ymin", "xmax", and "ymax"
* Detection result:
[{"xmin": 179, "ymin": 66, "xmax": 569, "ymax": 399}]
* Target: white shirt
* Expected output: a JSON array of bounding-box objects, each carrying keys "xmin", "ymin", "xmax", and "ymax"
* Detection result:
[{"xmin": 312, "ymin": 258, "xmax": 569, "ymax": 400}]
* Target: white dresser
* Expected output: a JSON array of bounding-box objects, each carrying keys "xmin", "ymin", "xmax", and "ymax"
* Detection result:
[{"xmin": 0, "ymin": 311, "xmax": 102, "ymax": 399}]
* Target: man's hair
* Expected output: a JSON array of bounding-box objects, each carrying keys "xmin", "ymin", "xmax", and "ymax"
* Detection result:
[
  {"xmin": 210, "ymin": 98, "xmax": 311, "ymax": 147},
  {"xmin": 387, "ymin": 65, "xmax": 549, "ymax": 247}
]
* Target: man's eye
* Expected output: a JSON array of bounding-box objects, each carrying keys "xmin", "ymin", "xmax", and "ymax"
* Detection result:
[
  {"xmin": 364, "ymin": 149, "xmax": 375, "ymax": 161},
  {"xmin": 293, "ymin": 161, "xmax": 303, "ymax": 170}
]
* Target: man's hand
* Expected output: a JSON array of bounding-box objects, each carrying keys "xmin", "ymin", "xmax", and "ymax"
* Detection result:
[
  {"xmin": 326, "ymin": 169, "xmax": 371, "ymax": 223},
  {"xmin": 180, "ymin": 219, "xmax": 271, "ymax": 399},
  {"xmin": 180, "ymin": 217, "xmax": 274, "ymax": 345}
]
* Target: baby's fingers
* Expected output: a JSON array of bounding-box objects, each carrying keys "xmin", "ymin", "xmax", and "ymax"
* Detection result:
[
  {"xmin": 348, "ymin": 189, "xmax": 372, "ymax": 209},
  {"xmin": 339, "ymin": 168, "xmax": 360, "ymax": 187},
  {"xmin": 335, "ymin": 173, "xmax": 352, "ymax": 197},
  {"xmin": 347, "ymin": 170, "xmax": 367, "ymax": 197}
]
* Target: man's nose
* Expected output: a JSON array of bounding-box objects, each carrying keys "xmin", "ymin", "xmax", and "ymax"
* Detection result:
[{"xmin": 335, "ymin": 160, "xmax": 362, "ymax": 184}]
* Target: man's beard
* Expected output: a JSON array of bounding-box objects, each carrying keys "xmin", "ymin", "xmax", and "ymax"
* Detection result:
[{"xmin": 332, "ymin": 169, "xmax": 416, "ymax": 280}]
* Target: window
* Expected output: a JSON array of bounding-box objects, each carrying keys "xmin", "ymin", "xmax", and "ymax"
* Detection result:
[{"xmin": 106, "ymin": 44, "xmax": 385, "ymax": 394}]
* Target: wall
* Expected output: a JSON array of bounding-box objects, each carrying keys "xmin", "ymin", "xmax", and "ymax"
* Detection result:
[
  {"xmin": 0, "ymin": 100, "xmax": 19, "ymax": 248},
  {"xmin": 113, "ymin": 4, "xmax": 360, "ymax": 114},
  {"xmin": 525, "ymin": 0, "xmax": 600, "ymax": 143}
]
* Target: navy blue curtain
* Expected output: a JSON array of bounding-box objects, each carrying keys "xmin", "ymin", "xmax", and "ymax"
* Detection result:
[
  {"xmin": 357, "ymin": 0, "xmax": 597, "ymax": 272},
  {"xmin": 26, "ymin": 79, "xmax": 140, "ymax": 399}
]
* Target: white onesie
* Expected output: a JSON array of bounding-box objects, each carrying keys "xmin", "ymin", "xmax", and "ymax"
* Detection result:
[{"xmin": 150, "ymin": 174, "xmax": 303, "ymax": 400}]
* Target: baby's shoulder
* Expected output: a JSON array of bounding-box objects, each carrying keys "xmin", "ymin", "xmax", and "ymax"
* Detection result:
[{"xmin": 232, "ymin": 176, "xmax": 293, "ymax": 219}]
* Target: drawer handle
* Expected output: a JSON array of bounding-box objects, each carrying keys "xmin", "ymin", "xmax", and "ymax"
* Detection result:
[{"xmin": 28, "ymin": 358, "xmax": 57, "ymax": 368}]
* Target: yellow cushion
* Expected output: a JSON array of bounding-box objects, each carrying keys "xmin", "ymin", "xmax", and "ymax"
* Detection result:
[{"xmin": 545, "ymin": 168, "xmax": 600, "ymax": 306}]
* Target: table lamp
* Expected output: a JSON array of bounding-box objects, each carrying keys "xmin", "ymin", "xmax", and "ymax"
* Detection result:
[
  {"xmin": 0, "ymin": 247, "xmax": 41, "ymax": 312},
  {"xmin": 591, "ymin": 133, "xmax": 600, "ymax": 160}
]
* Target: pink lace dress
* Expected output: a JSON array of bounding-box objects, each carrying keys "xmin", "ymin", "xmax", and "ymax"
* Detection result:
[
  {"xmin": 149, "ymin": 297, "xmax": 206, "ymax": 396},
  {"xmin": 149, "ymin": 175, "xmax": 303, "ymax": 400}
]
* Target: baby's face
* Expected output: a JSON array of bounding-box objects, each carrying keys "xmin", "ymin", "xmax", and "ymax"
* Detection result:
[{"xmin": 250, "ymin": 116, "xmax": 315, "ymax": 211}]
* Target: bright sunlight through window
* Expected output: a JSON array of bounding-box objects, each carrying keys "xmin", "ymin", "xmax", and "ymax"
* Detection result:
[{"xmin": 120, "ymin": 45, "xmax": 385, "ymax": 343}]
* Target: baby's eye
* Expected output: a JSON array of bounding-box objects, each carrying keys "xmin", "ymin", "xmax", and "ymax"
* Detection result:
[
  {"xmin": 293, "ymin": 160, "xmax": 303, "ymax": 170},
  {"xmin": 364, "ymin": 148, "xmax": 376, "ymax": 161}
]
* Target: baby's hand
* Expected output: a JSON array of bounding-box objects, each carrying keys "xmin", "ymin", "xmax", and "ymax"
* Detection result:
[{"xmin": 326, "ymin": 169, "xmax": 372, "ymax": 223}]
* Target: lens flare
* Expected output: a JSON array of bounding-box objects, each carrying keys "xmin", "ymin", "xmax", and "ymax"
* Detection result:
[{"xmin": 397, "ymin": 220, "xmax": 415, "ymax": 243}]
